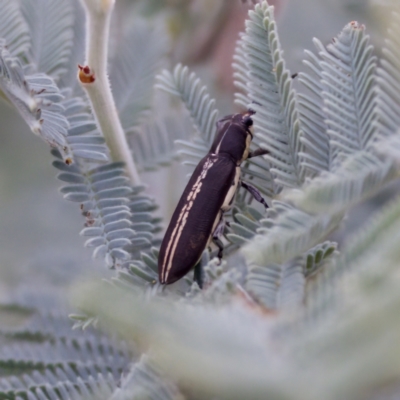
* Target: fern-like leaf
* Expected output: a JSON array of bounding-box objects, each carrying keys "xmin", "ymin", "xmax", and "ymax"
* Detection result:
[
  {"xmin": 111, "ymin": 354, "xmax": 182, "ymax": 400},
  {"xmin": 276, "ymin": 258, "xmax": 305, "ymax": 310},
  {"xmin": 156, "ymin": 64, "xmax": 219, "ymax": 146},
  {"xmin": 304, "ymin": 241, "xmax": 337, "ymax": 277},
  {"xmin": 314, "ymin": 21, "xmax": 378, "ymax": 170},
  {"xmin": 246, "ymin": 262, "xmax": 281, "ymax": 309},
  {"xmin": 21, "ymin": 0, "xmax": 74, "ymax": 80},
  {"xmin": 246, "ymin": 241, "xmax": 337, "ymax": 309},
  {"xmin": 286, "ymin": 151, "xmax": 398, "ymax": 214},
  {"xmin": 61, "ymin": 93, "xmax": 109, "ymax": 162},
  {"xmin": 341, "ymin": 194, "xmax": 400, "ymax": 271},
  {"xmin": 227, "ymin": 205, "xmax": 262, "ymax": 245},
  {"xmin": 59, "ymin": 0, "xmax": 86, "ymax": 92},
  {"xmin": 376, "ymin": 11, "xmax": 400, "ymax": 138},
  {"xmin": 0, "ymin": 0, "xmax": 30, "ymax": 58},
  {"xmin": 243, "ymin": 203, "xmax": 343, "ymax": 266},
  {"xmin": 55, "ymin": 161, "xmax": 136, "ymax": 267},
  {"xmin": 0, "ymin": 290, "xmax": 130, "ymax": 400},
  {"xmin": 297, "ymin": 50, "xmax": 330, "ymax": 175},
  {"xmin": 0, "ymin": 335, "xmax": 129, "ymax": 371},
  {"xmin": 122, "ymin": 247, "xmax": 159, "ymax": 287},
  {"xmin": 233, "ymin": 2, "xmax": 304, "ymax": 189},
  {"xmin": 111, "ymin": 20, "xmax": 168, "ymax": 133},
  {"xmin": 0, "ymin": 373, "xmax": 116, "ymax": 400},
  {"xmin": 126, "ymin": 188, "xmax": 162, "ymax": 260},
  {"xmin": 0, "ymin": 42, "xmax": 72, "ymax": 162},
  {"xmin": 56, "ymin": 143, "xmax": 161, "ymax": 269},
  {"xmin": 129, "ymin": 110, "xmax": 191, "ymax": 171}
]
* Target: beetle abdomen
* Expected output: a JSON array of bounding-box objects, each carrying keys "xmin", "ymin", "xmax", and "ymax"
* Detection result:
[{"xmin": 158, "ymin": 153, "xmax": 236, "ymax": 284}]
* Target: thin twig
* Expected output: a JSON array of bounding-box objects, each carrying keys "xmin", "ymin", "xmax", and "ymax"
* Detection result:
[{"xmin": 78, "ymin": 0, "xmax": 140, "ymax": 185}]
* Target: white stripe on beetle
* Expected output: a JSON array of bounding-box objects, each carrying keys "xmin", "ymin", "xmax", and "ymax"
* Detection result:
[{"xmin": 162, "ymin": 156, "xmax": 216, "ymax": 282}]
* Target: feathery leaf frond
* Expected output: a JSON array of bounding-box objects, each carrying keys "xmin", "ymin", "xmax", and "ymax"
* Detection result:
[
  {"xmin": 156, "ymin": 63, "xmax": 219, "ymax": 146},
  {"xmin": 0, "ymin": 0, "xmax": 30, "ymax": 58},
  {"xmin": 0, "ymin": 42, "xmax": 72, "ymax": 162},
  {"xmin": 314, "ymin": 21, "xmax": 378, "ymax": 169},
  {"xmin": 246, "ymin": 241, "xmax": 336, "ymax": 309},
  {"xmin": 59, "ymin": 0, "xmax": 86, "ymax": 92},
  {"xmin": 21, "ymin": 0, "xmax": 74, "ymax": 80},
  {"xmin": 0, "ymin": 290, "xmax": 130, "ymax": 400},
  {"xmin": 55, "ymin": 161, "xmax": 136, "ymax": 267},
  {"xmin": 126, "ymin": 188, "xmax": 162, "ymax": 260},
  {"xmin": 111, "ymin": 20, "xmax": 168, "ymax": 133},
  {"xmin": 227, "ymin": 205, "xmax": 262, "ymax": 246},
  {"xmin": 243, "ymin": 203, "xmax": 343, "ymax": 265},
  {"xmin": 111, "ymin": 355, "xmax": 182, "ymax": 400},
  {"xmin": 0, "ymin": 306, "xmax": 99, "ymax": 342},
  {"xmin": 246, "ymin": 262, "xmax": 281, "ymax": 309},
  {"xmin": 0, "ymin": 373, "xmax": 116, "ymax": 400},
  {"xmin": 298, "ymin": 50, "xmax": 330, "ymax": 175},
  {"xmin": 304, "ymin": 241, "xmax": 337, "ymax": 277},
  {"xmin": 276, "ymin": 257, "xmax": 305, "ymax": 310},
  {"xmin": 287, "ymin": 151, "xmax": 398, "ymax": 214},
  {"xmin": 61, "ymin": 93, "xmax": 109, "ymax": 162},
  {"xmin": 0, "ymin": 336, "xmax": 129, "ymax": 371},
  {"xmin": 233, "ymin": 2, "xmax": 304, "ymax": 189},
  {"xmin": 122, "ymin": 247, "xmax": 159, "ymax": 287},
  {"xmin": 130, "ymin": 110, "xmax": 191, "ymax": 171},
  {"xmin": 341, "ymin": 194, "xmax": 400, "ymax": 272},
  {"xmin": 376, "ymin": 11, "xmax": 400, "ymax": 138}
]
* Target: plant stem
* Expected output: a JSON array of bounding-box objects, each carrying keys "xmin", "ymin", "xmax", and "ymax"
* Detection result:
[{"xmin": 78, "ymin": 0, "xmax": 140, "ymax": 185}]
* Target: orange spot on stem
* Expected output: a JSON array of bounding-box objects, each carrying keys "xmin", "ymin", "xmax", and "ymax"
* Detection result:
[{"xmin": 78, "ymin": 64, "xmax": 95, "ymax": 84}]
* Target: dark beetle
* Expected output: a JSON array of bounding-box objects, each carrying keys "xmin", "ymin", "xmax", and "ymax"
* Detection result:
[{"xmin": 158, "ymin": 110, "xmax": 268, "ymax": 285}]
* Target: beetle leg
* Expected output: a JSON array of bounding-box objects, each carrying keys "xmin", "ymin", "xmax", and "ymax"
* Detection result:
[
  {"xmin": 248, "ymin": 147, "xmax": 269, "ymax": 158},
  {"xmin": 213, "ymin": 237, "xmax": 224, "ymax": 262},
  {"xmin": 212, "ymin": 216, "xmax": 226, "ymax": 263},
  {"xmin": 193, "ymin": 261, "xmax": 204, "ymax": 289},
  {"xmin": 241, "ymin": 181, "xmax": 269, "ymax": 208}
]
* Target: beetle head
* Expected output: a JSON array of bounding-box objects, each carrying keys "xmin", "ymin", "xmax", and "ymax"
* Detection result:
[
  {"xmin": 210, "ymin": 110, "xmax": 255, "ymax": 161},
  {"xmin": 242, "ymin": 109, "xmax": 255, "ymax": 128}
]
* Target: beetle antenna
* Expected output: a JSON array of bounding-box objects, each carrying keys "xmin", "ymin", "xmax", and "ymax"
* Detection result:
[{"xmin": 247, "ymin": 100, "xmax": 262, "ymax": 115}]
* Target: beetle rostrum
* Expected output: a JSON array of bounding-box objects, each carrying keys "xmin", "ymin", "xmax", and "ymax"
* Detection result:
[{"xmin": 158, "ymin": 110, "xmax": 268, "ymax": 286}]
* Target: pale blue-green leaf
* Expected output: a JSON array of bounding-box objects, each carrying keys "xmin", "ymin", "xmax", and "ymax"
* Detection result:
[
  {"xmin": 156, "ymin": 64, "xmax": 219, "ymax": 145},
  {"xmin": 0, "ymin": 1, "xmax": 30, "ymax": 57},
  {"xmin": 286, "ymin": 151, "xmax": 398, "ymax": 214},
  {"xmin": 313, "ymin": 22, "xmax": 378, "ymax": 170},
  {"xmin": 110, "ymin": 355, "xmax": 181, "ymax": 400},
  {"xmin": 106, "ymin": 229, "xmax": 136, "ymax": 241},
  {"xmin": 233, "ymin": 3, "xmax": 304, "ymax": 189},
  {"xmin": 0, "ymin": 43, "xmax": 71, "ymax": 161},
  {"xmin": 246, "ymin": 263, "xmax": 281, "ymax": 309},
  {"xmin": 298, "ymin": 49, "xmax": 330, "ymax": 175},
  {"xmin": 111, "ymin": 19, "xmax": 168, "ymax": 132},
  {"xmin": 104, "ymin": 220, "xmax": 132, "ymax": 233},
  {"xmin": 375, "ymin": 11, "xmax": 400, "ymax": 139},
  {"xmin": 243, "ymin": 205, "xmax": 343, "ymax": 265},
  {"xmin": 277, "ymin": 258, "xmax": 305, "ymax": 310},
  {"xmin": 21, "ymin": 0, "xmax": 74, "ymax": 80},
  {"xmin": 103, "ymin": 211, "xmax": 132, "ymax": 225},
  {"xmin": 84, "ymin": 237, "xmax": 106, "ymax": 248},
  {"xmin": 57, "ymin": 172, "xmax": 86, "ymax": 184}
]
